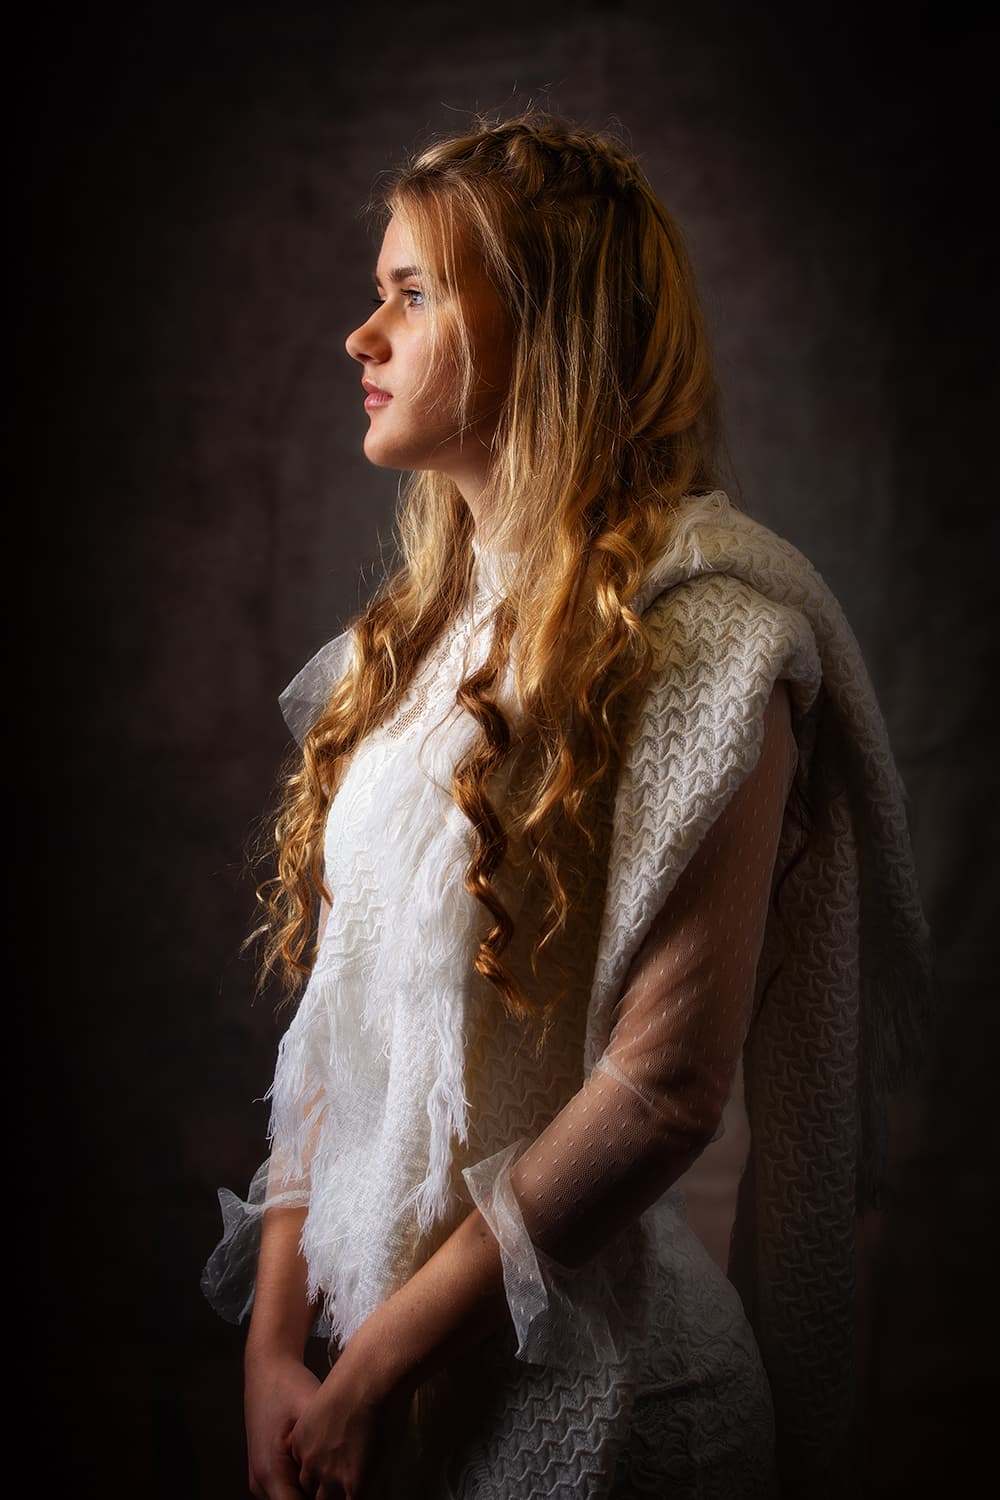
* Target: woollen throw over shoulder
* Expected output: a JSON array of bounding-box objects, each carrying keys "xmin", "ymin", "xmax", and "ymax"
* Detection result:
[
  {"xmin": 211, "ymin": 491, "xmax": 932, "ymax": 1499},
  {"xmin": 584, "ymin": 494, "xmax": 933, "ymax": 1492}
]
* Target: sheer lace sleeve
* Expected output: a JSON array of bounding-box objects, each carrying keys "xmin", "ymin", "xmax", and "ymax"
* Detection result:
[{"xmin": 464, "ymin": 678, "xmax": 798, "ymax": 1365}]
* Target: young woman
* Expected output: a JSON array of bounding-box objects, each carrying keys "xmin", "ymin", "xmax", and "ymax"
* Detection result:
[{"xmin": 203, "ymin": 112, "xmax": 932, "ymax": 1500}]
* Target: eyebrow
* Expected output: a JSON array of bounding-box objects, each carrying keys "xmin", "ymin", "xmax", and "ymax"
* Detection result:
[{"xmin": 373, "ymin": 264, "xmax": 423, "ymax": 287}]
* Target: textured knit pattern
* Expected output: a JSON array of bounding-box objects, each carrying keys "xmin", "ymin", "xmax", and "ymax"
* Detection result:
[{"xmin": 579, "ymin": 496, "xmax": 932, "ymax": 1497}]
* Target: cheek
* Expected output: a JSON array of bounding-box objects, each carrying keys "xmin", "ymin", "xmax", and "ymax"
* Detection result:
[{"xmin": 414, "ymin": 339, "xmax": 466, "ymax": 417}]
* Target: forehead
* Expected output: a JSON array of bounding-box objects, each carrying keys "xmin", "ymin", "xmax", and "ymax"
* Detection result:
[
  {"xmin": 375, "ymin": 215, "xmax": 419, "ymax": 274},
  {"xmin": 375, "ymin": 212, "xmax": 480, "ymax": 281}
]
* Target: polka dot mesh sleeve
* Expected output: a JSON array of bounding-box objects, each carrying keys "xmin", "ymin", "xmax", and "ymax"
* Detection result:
[{"xmin": 463, "ymin": 678, "xmax": 798, "ymax": 1366}]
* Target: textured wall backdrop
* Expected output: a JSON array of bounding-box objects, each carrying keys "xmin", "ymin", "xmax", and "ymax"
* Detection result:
[{"xmin": 28, "ymin": 2, "xmax": 993, "ymax": 1495}]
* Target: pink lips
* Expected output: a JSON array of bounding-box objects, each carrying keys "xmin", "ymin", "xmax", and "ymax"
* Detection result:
[{"xmin": 362, "ymin": 380, "xmax": 392, "ymax": 410}]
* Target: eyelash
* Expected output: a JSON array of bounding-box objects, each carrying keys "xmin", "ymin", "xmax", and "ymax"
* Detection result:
[{"xmin": 370, "ymin": 288, "xmax": 425, "ymax": 310}]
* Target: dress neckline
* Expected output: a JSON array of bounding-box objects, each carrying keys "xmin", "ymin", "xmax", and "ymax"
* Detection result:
[{"xmin": 470, "ymin": 535, "xmax": 518, "ymax": 605}]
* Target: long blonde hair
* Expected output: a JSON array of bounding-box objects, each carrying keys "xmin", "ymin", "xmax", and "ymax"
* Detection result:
[{"xmin": 256, "ymin": 110, "xmax": 724, "ymax": 1022}]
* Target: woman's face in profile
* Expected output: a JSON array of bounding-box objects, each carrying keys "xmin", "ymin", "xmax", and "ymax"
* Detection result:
[{"xmin": 345, "ymin": 215, "xmax": 513, "ymax": 500}]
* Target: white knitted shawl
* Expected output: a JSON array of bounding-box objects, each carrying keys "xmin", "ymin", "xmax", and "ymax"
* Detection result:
[{"xmin": 272, "ymin": 489, "xmax": 933, "ymax": 1496}]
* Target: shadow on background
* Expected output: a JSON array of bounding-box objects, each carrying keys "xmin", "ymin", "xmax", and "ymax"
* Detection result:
[{"xmin": 24, "ymin": 2, "xmax": 994, "ymax": 1494}]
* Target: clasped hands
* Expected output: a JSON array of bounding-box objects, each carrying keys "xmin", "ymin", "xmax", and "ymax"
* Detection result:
[
  {"xmin": 288, "ymin": 1357, "xmax": 409, "ymax": 1500},
  {"xmin": 247, "ymin": 1340, "xmax": 413, "ymax": 1500}
]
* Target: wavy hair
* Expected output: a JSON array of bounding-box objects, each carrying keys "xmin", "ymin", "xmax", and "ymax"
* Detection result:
[{"xmin": 254, "ymin": 110, "xmax": 725, "ymax": 1024}]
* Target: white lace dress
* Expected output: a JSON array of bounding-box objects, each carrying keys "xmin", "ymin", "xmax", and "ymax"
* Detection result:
[{"xmin": 205, "ymin": 548, "xmax": 799, "ymax": 1499}]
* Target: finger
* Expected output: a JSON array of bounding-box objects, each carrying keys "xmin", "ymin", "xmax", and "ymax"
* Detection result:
[
  {"xmin": 251, "ymin": 1458, "xmax": 309, "ymax": 1500},
  {"xmin": 248, "ymin": 1479, "xmax": 305, "ymax": 1500},
  {"xmin": 261, "ymin": 1474, "xmax": 309, "ymax": 1500}
]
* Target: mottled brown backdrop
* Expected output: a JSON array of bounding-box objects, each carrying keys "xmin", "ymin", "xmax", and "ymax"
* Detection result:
[{"xmin": 27, "ymin": 1, "xmax": 994, "ymax": 1495}]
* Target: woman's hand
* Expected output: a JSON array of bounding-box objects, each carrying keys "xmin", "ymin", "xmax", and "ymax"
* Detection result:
[
  {"xmin": 245, "ymin": 1349, "xmax": 321, "ymax": 1500},
  {"xmin": 284, "ymin": 1206, "xmax": 507, "ymax": 1496},
  {"xmin": 288, "ymin": 1350, "xmax": 411, "ymax": 1500}
]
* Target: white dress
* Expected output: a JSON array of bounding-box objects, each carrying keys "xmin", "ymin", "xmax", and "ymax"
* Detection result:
[
  {"xmin": 206, "ymin": 493, "xmax": 937, "ymax": 1498},
  {"xmin": 206, "ymin": 541, "xmax": 800, "ymax": 1498}
]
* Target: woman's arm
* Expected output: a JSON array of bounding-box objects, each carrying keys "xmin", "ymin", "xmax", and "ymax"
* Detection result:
[
  {"xmin": 249, "ymin": 893, "xmax": 332, "ymax": 1359},
  {"xmin": 286, "ymin": 1205, "xmax": 508, "ymax": 1496},
  {"xmin": 322, "ymin": 1204, "xmax": 508, "ymax": 1405},
  {"xmin": 246, "ymin": 1203, "xmax": 318, "ymax": 1364},
  {"xmin": 244, "ymin": 901, "xmax": 331, "ymax": 1500},
  {"xmin": 244, "ymin": 1203, "xmax": 322, "ymax": 1499},
  {"xmin": 501, "ymin": 676, "xmax": 798, "ymax": 1274}
]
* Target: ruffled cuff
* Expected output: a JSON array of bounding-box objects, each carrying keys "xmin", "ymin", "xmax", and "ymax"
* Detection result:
[
  {"xmin": 200, "ymin": 1158, "xmax": 312, "ymax": 1327},
  {"xmin": 462, "ymin": 1142, "xmax": 634, "ymax": 1371}
]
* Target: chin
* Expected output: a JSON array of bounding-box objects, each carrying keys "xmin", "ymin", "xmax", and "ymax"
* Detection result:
[
  {"xmin": 362, "ymin": 433, "xmax": 402, "ymax": 469},
  {"xmin": 363, "ymin": 431, "xmax": 430, "ymax": 472}
]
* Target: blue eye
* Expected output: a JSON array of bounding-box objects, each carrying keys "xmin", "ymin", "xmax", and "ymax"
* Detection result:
[{"xmin": 370, "ymin": 289, "xmax": 425, "ymax": 311}]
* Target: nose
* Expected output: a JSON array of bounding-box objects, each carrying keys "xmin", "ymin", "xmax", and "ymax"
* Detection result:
[{"xmin": 345, "ymin": 308, "xmax": 389, "ymax": 365}]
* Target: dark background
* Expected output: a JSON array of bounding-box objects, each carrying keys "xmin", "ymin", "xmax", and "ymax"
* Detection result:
[{"xmin": 26, "ymin": 2, "xmax": 995, "ymax": 1495}]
